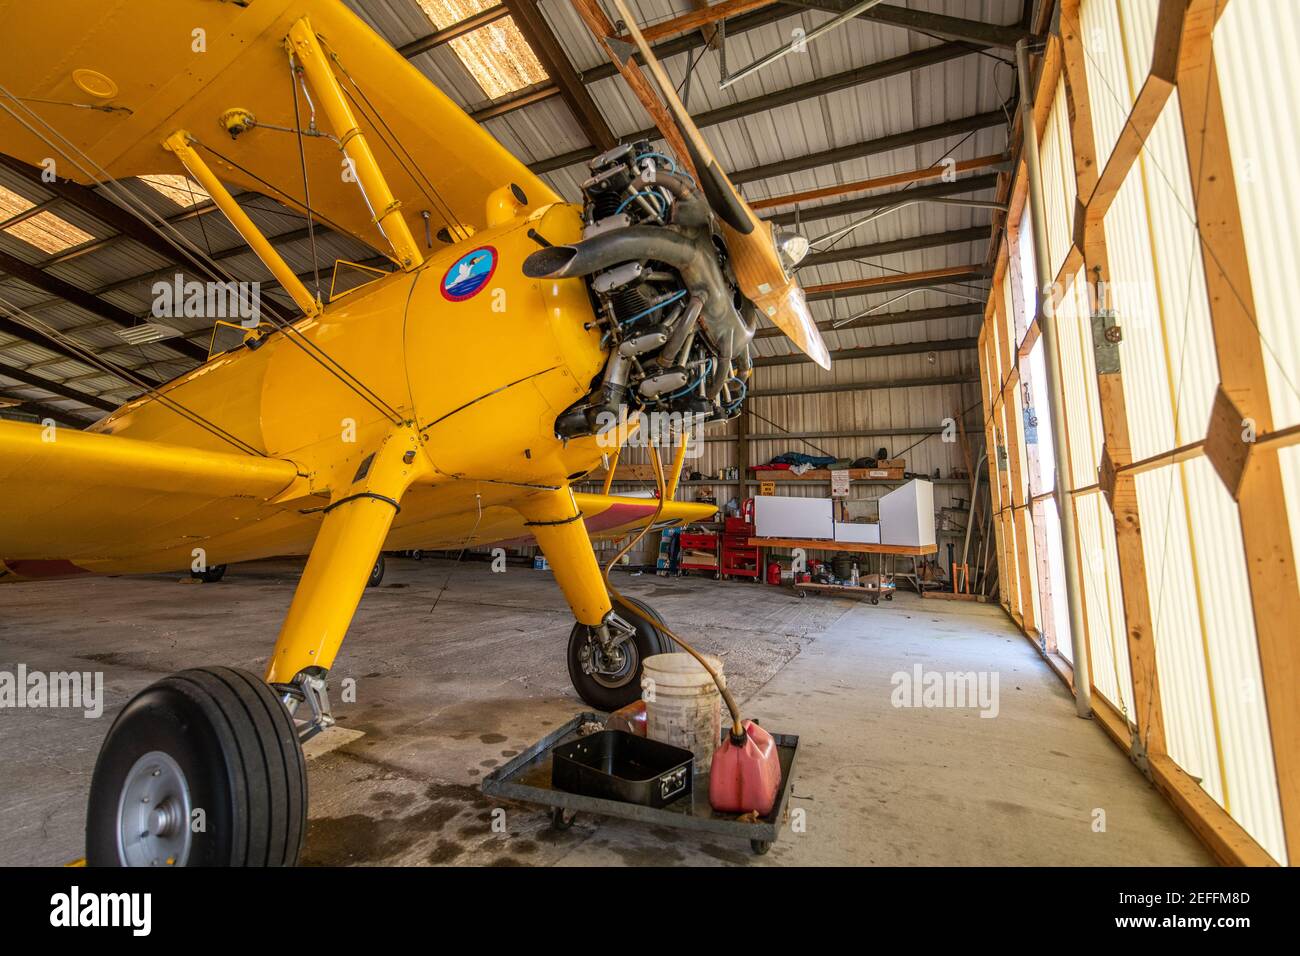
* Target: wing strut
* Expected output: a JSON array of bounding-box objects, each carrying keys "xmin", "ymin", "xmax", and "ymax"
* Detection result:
[
  {"xmin": 288, "ymin": 17, "xmax": 424, "ymax": 271},
  {"xmin": 164, "ymin": 130, "xmax": 322, "ymax": 318}
]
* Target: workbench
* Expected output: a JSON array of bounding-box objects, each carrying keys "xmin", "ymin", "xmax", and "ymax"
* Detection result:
[
  {"xmin": 747, "ymin": 538, "xmax": 938, "ymax": 593},
  {"xmin": 745, "ymin": 539, "xmax": 937, "ymax": 556}
]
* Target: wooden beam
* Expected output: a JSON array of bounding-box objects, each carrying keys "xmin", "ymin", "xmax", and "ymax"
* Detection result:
[
  {"xmin": 468, "ymin": 83, "xmax": 562, "ymax": 121},
  {"xmin": 397, "ymin": 4, "xmax": 511, "ymax": 58},
  {"xmin": 732, "ymin": 111, "xmax": 1006, "ymax": 185},
  {"xmin": 752, "ymin": 302, "xmax": 983, "ymax": 338},
  {"xmin": 748, "ymin": 373, "xmax": 975, "ymax": 398},
  {"xmin": 765, "ymin": 173, "xmax": 1003, "ymax": 227},
  {"xmin": 803, "ymin": 264, "xmax": 990, "ymax": 300},
  {"xmin": 751, "ymin": 153, "xmax": 1008, "ymax": 210},
  {"xmin": 1175, "ymin": 0, "xmax": 1300, "ymax": 863},
  {"xmin": 504, "ymin": 0, "xmax": 616, "ymax": 151},
  {"xmin": 785, "ymin": 0, "xmax": 1031, "ymax": 49},
  {"xmin": 531, "ymin": 41, "xmax": 982, "ymax": 174},
  {"xmin": 568, "ymin": 0, "xmax": 698, "ymax": 180},
  {"xmin": 0, "ymin": 155, "xmax": 222, "ymax": 294},
  {"xmin": 579, "ymin": 3, "xmax": 798, "ymax": 84},
  {"xmin": 703, "ymin": 423, "xmax": 978, "ymax": 441},
  {"xmin": 1082, "ymin": 0, "xmax": 1187, "ymax": 224},
  {"xmin": 617, "ymin": 0, "xmax": 779, "ymax": 44},
  {"xmin": 978, "ymin": 331, "xmax": 1009, "ymax": 605},
  {"xmin": 752, "ymin": 336, "xmax": 976, "ymax": 367},
  {"xmin": 802, "ymin": 226, "xmax": 991, "ymax": 269},
  {"xmin": 994, "ymin": 276, "xmax": 1038, "ymax": 636}
]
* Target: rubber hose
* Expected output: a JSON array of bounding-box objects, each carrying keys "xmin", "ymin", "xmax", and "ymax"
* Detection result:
[{"xmin": 601, "ymin": 444, "xmax": 744, "ymax": 737}]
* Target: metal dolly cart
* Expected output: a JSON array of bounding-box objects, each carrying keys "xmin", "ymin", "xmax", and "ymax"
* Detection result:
[
  {"xmin": 482, "ymin": 712, "xmax": 800, "ymax": 856},
  {"xmin": 747, "ymin": 538, "xmax": 938, "ymax": 602}
]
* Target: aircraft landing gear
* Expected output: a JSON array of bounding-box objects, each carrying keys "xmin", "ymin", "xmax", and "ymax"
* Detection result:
[
  {"xmin": 567, "ymin": 595, "xmax": 673, "ymax": 711},
  {"xmin": 85, "ymin": 666, "xmax": 306, "ymax": 867},
  {"xmin": 190, "ymin": 564, "xmax": 226, "ymax": 583},
  {"xmin": 366, "ymin": 554, "xmax": 385, "ymax": 588}
]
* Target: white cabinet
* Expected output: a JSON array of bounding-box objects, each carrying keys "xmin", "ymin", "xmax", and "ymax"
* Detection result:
[
  {"xmin": 753, "ymin": 496, "xmax": 834, "ymax": 539},
  {"xmin": 878, "ymin": 480, "xmax": 935, "ymax": 547},
  {"xmin": 833, "ymin": 522, "xmax": 881, "ymax": 544}
]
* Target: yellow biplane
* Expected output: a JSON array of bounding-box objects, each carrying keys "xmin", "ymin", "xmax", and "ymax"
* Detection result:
[{"xmin": 0, "ymin": 0, "xmax": 828, "ymax": 865}]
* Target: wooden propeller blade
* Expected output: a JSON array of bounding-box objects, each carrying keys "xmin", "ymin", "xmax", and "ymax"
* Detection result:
[{"xmin": 606, "ymin": 0, "xmax": 831, "ymax": 370}]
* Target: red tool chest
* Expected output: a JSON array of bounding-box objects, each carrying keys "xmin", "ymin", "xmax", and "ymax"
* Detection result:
[
  {"xmin": 720, "ymin": 499, "xmax": 760, "ymax": 581},
  {"xmin": 677, "ymin": 532, "xmax": 719, "ymax": 576}
]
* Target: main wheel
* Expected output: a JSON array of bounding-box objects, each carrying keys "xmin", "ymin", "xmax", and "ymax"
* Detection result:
[
  {"xmin": 567, "ymin": 595, "xmax": 674, "ymax": 711},
  {"xmin": 190, "ymin": 564, "xmax": 226, "ymax": 583},
  {"xmin": 366, "ymin": 554, "xmax": 385, "ymax": 588},
  {"xmin": 86, "ymin": 666, "xmax": 307, "ymax": 867}
]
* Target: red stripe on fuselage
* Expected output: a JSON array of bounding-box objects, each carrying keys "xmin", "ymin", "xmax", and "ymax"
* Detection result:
[{"xmin": 2, "ymin": 559, "xmax": 91, "ymax": 580}]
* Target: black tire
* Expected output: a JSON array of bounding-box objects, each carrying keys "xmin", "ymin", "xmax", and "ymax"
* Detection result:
[
  {"xmin": 567, "ymin": 595, "xmax": 673, "ymax": 711},
  {"xmin": 191, "ymin": 564, "xmax": 226, "ymax": 583},
  {"xmin": 367, "ymin": 554, "xmax": 385, "ymax": 588},
  {"xmin": 411, "ymin": 550, "xmax": 423, "ymax": 561},
  {"xmin": 86, "ymin": 666, "xmax": 307, "ymax": 867},
  {"xmin": 551, "ymin": 807, "xmax": 577, "ymax": 831}
]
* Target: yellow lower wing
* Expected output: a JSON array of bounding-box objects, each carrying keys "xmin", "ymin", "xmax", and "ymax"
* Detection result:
[
  {"xmin": 0, "ymin": 419, "xmax": 713, "ymax": 579},
  {"xmin": 0, "ymin": 420, "xmax": 304, "ymax": 576}
]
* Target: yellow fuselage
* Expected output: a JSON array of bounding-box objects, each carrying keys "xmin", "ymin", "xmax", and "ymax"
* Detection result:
[{"xmin": 69, "ymin": 202, "xmax": 616, "ymax": 571}]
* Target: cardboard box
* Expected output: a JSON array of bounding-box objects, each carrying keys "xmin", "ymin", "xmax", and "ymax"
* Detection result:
[
  {"xmin": 834, "ymin": 521, "xmax": 881, "ymax": 544},
  {"xmin": 754, "ymin": 495, "xmax": 834, "ymax": 539},
  {"xmin": 876, "ymin": 458, "xmax": 906, "ymax": 469},
  {"xmin": 878, "ymin": 479, "xmax": 935, "ymax": 547}
]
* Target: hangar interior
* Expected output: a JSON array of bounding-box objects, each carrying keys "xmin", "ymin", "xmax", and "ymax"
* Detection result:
[{"xmin": 0, "ymin": 0, "xmax": 1295, "ymax": 869}]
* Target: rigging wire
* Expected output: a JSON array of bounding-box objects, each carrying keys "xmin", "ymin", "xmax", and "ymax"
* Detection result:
[
  {"xmin": 287, "ymin": 49, "xmax": 323, "ymax": 303},
  {"xmin": 321, "ymin": 39, "xmax": 471, "ymax": 245},
  {"xmin": 0, "ymin": 292, "xmax": 267, "ymax": 457},
  {"xmin": 805, "ymin": 127, "xmax": 983, "ymax": 259},
  {"xmin": 0, "ymin": 85, "xmax": 408, "ymax": 426},
  {"xmin": 427, "ymin": 492, "xmax": 485, "ymax": 616}
]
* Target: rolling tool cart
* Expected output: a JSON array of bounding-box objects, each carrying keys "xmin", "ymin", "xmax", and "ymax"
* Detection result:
[
  {"xmin": 482, "ymin": 712, "xmax": 800, "ymax": 855},
  {"xmin": 720, "ymin": 498, "xmax": 760, "ymax": 581},
  {"xmin": 677, "ymin": 531, "xmax": 719, "ymax": 578}
]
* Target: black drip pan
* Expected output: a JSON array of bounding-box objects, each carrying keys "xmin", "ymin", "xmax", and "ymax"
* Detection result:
[{"xmin": 552, "ymin": 730, "xmax": 693, "ymax": 808}]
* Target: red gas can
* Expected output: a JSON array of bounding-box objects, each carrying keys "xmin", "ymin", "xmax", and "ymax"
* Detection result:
[
  {"xmin": 708, "ymin": 720, "xmax": 782, "ymax": 815},
  {"xmin": 766, "ymin": 561, "xmax": 782, "ymax": 586}
]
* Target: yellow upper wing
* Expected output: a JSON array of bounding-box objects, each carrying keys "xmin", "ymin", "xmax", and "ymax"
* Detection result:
[{"xmin": 0, "ymin": 0, "xmax": 558, "ymax": 254}]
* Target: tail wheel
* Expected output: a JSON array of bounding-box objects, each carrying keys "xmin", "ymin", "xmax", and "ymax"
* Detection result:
[
  {"xmin": 191, "ymin": 564, "xmax": 227, "ymax": 583},
  {"xmin": 366, "ymin": 554, "xmax": 385, "ymax": 588},
  {"xmin": 567, "ymin": 595, "xmax": 674, "ymax": 711},
  {"xmin": 86, "ymin": 666, "xmax": 307, "ymax": 867}
]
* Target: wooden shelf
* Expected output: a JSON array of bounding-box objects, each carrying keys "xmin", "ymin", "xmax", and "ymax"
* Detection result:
[
  {"xmin": 745, "ymin": 477, "xmax": 980, "ymax": 486},
  {"xmin": 578, "ymin": 477, "xmax": 982, "ymax": 487},
  {"xmin": 747, "ymin": 537, "xmax": 938, "ymax": 556}
]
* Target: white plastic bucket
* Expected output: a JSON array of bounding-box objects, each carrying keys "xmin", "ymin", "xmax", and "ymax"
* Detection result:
[{"xmin": 642, "ymin": 652, "xmax": 724, "ymax": 774}]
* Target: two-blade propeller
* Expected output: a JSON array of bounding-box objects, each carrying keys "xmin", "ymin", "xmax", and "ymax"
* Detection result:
[{"xmin": 607, "ymin": 0, "xmax": 831, "ymax": 370}]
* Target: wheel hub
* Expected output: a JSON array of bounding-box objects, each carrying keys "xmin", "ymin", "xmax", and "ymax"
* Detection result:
[
  {"xmin": 116, "ymin": 751, "xmax": 193, "ymax": 867},
  {"xmin": 580, "ymin": 636, "xmax": 638, "ymax": 688}
]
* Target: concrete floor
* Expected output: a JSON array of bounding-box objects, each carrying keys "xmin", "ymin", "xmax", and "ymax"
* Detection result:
[{"xmin": 0, "ymin": 556, "xmax": 1211, "ymax": 866}]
